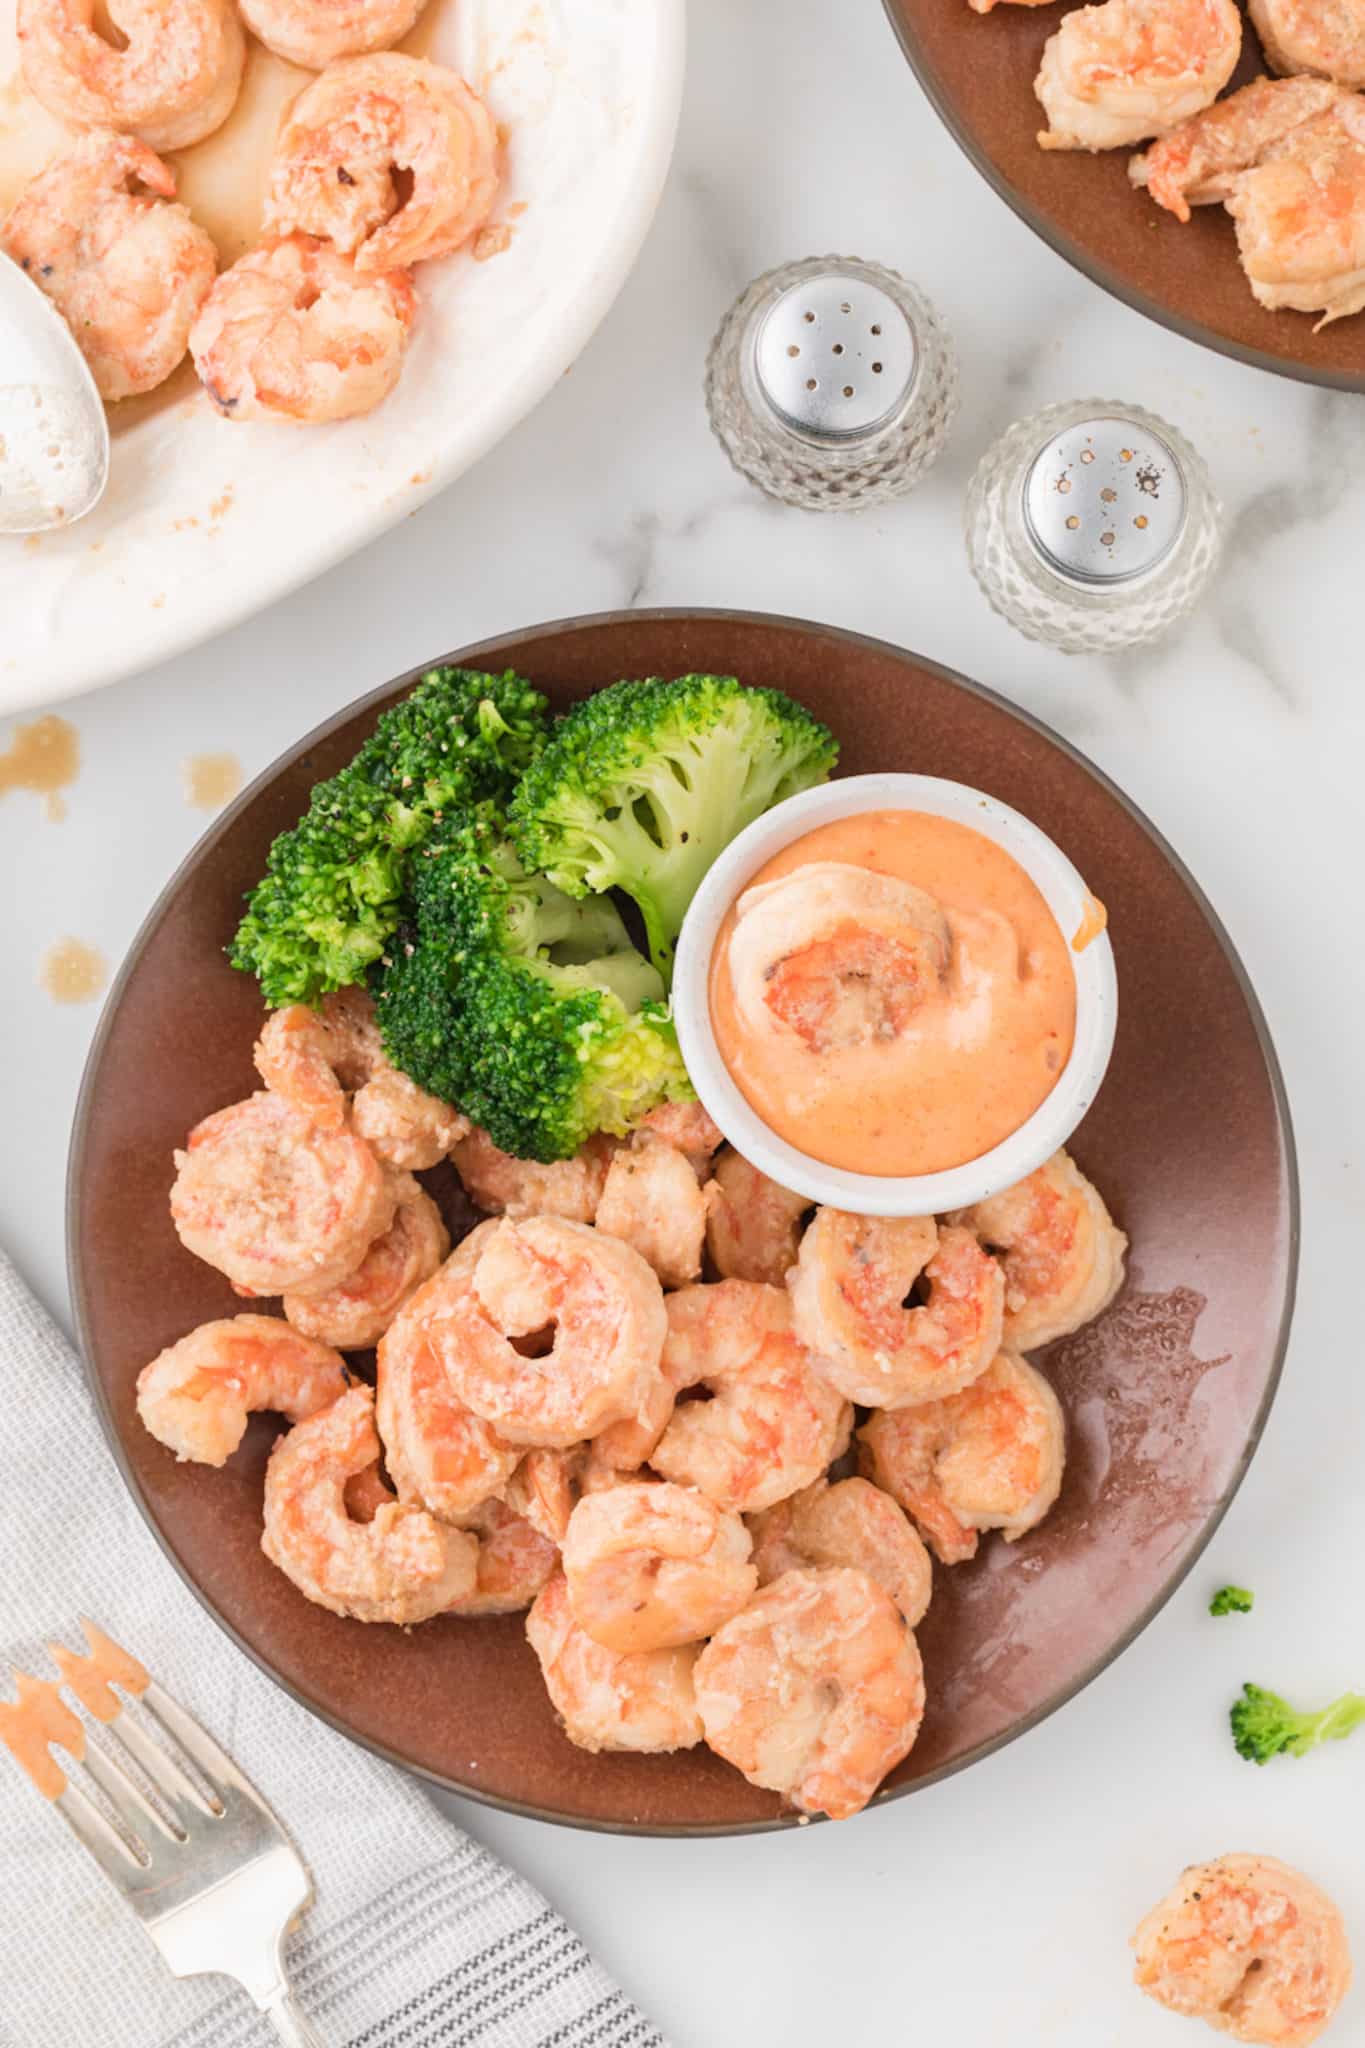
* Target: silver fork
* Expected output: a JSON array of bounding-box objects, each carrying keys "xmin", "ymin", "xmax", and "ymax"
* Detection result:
[{"xmin": 46, "ymin": 1653, "xmax": 323, "ymax": 2046}]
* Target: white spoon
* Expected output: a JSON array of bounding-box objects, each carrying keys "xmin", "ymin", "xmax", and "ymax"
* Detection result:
[{"xmin": 0, "ymin": 247, "xmax": 109, "ymax": 535}]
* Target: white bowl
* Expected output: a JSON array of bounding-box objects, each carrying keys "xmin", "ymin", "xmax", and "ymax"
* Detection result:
[{"xmin": 672, "ymin": 772, "xmax": 1118, "ymax": 1217}]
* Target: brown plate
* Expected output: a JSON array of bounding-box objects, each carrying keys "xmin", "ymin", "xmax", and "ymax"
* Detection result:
[
  {"xmin": 883, "ymin": 0, "xmax": 1365, "ymax": 390},
  {"xmin": 68, "ymin": 609, "xmax": 1296, "ymax": 1834}
]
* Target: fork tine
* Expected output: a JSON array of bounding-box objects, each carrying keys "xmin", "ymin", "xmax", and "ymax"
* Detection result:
[
  {"xmin": 53, "ymin": 1777, "xmax": 147, "ymax": 1881},
  {"xmin": 110, "ymin": 1703, "xmax": 222, "ymax": 1821},
  {"xmin": 79, "ymin": 1733, "xmax": 185, "ymax": 1844},
  {"xmin": 139, "ymin": 1680, "xmax": 247, "ymax": 1809}
]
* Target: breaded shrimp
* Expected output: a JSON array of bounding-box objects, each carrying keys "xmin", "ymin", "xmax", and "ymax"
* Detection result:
[
  {"xmin": 650, "ymin": 1281, "xmax": 852, "ymax": 1515},
  {"xmin": 450, "ymin": 1128, "xmax": 615, "ymax": 1224},
  {"xmin": 1035, "ymin": 0, "xmax": 1242, "ymax": 152},
  {"xmin": 596, "ymin": 1132, "xmax": 706, "ymax": 1289},
  {"xmin": 170, "ymin": 1089, "xmax": 396, "ymax": 1297},
  {"xmin": 637, "ymin": 1100, "xmax": 725, "ymax": 1178},
  {"xmin": 954, "ymin": 1148, "xmax": 1126, "ymax": 1351},
  {"xmin": 526, "ymin": 1573, "xmax": 704, "ymax": 1755},
  {"xmin": 262, "ymin": 1384, "xmax": 477, "ymax": 1622},
  {"xmin": 1250, "ymin": 0, "xmax": 1365, "ymax": 89},
  {"xmin": 694, "ymin": 1567, "xmax": 925, "ymax": 1820},
  {"xmin": 264, "ymin": 53, "xmax": 498, "ymax": 273},
  {"xmin": 17, "ymin": 0, "xmax": 244, "ymax": 152},
  {"xmin": 434, "ymin": 1216, "xmax": 668, "ymax": 1449},
  {"xmin": 1224, "ymin": 95, "xmax": 1365, "ymax": 322},
  {"xmin": 1, "ymin": 133, "xmax": 216, "ymax": 402},
  {"xmin": 503, "ymin": 1446, "xmax": 581, "ymax": 1545},
  {"xmin": 189, "ymin": 234, "xmax": 415, "ymax": 425},
  {"xmin": 136, "ymin": 1314, "xmax": 347, "ymax": 1466},
  {"xmin": 790, "ymin": 1211, "xmax": 1003, "ymax": 1409},
  {"xmin": 1132, "ymin": 1854, "xmax": 1352, "ymax": 2045},
  {"xmin": 240, "ymin": 0, "xmax": 427, "ymax": 71},
  {"xmin": 255, "ymin": 989, "xmax": 466, "ymax": 1169},
  {"xmin": 704, "ymin": 1147, "xmax": 811, "ymax": 1289},
  {"xmin": 748, "ymin": 1477, "xmax": 932, "ymax": 1628},
  {"xmin": 858, "ymin": 1349, "xmax": 1065, "ymax": 1565},
  {"xmin": 1131, "ymin": 76, "xmax": 1347, "ymax": 218},
  {"xmin": 444, "ymin": 1498, "xmax": 558, "ymax": 1617},
  {"xmin": 374, "ymin": 1223, "xmax": 520, "ymax": 1522},
  {"xmin": 283, "ymin": 1173, "xmax": 448, "ymax": 1350},
  {"xmin": 561, "ymin": 1482, "xmax": 757, "ymax": 1653}
]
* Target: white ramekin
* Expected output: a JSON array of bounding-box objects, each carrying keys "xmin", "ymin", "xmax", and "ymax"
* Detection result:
[{"xmin": 672, "ymin": 773, "xmax": 1118, "ymax": 1217}]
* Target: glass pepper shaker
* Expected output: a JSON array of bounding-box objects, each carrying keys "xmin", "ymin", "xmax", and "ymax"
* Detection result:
[
  {"xmin": 704, "ymin": 255, "xmax": 958, "ymax": 511},
  {"xmin": 964, "ymin": 399, "xmax": 1221, "ymax": 654}
]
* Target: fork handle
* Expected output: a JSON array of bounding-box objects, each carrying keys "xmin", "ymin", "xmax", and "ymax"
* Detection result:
[{"xmin": 260, "ymin": 1985, "xmax": 326, "ymax": 2047}]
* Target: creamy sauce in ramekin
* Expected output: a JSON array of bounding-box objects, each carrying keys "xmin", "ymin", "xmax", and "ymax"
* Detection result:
[{"xmin": 709, "ymin": 809, "xmax": 1077, "ymax": 1177}]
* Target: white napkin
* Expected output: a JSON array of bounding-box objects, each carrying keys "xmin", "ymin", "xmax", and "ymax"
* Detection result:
[{"xmin": 0, "ymin": 1249, "xmax": 665, "ymax": 2048}]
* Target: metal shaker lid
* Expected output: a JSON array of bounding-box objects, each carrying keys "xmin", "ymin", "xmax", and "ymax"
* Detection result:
[
  {"xmin": 1021, "ymin": 415, "xmax": 1187, "ymax": 586},
  {"xmin": 751, "ymin": 272, "xmax": 917, "ymax": 443}
]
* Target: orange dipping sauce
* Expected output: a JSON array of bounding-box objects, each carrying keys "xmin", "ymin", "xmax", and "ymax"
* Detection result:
[{"xmin": 709, "ymin": 809, "xmax": 1076, "ymax": 1178}]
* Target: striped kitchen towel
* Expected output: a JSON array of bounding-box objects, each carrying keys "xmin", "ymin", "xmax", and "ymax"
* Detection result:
[{"xmin": 0, "ymin": 1250, "xmax": 666, "ymax": 2048}]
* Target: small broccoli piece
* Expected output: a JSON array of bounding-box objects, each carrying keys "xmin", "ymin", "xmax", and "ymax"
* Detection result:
[
  {"xmin": 1230, "ymin": 1683, "xmax": 1365, "ymax": 1764},
  {"xmin": 231, "ymin": 667, "xmax": 548, "ymax": 1006},
  {"xmin": 1210, "ymin": 1586, "xmax": 1254, "ymax": 1617},
  {"xmin": 510, "ymin": 674, "xmax": 838, "ymax": 982},
  {"xmin": 376, "ymin": 820, "xmax": 690, "ymax": 1162}
]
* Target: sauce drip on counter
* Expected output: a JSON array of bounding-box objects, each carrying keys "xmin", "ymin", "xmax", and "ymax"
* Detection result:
[
  {"xmin": 709, "ymin": 809, "xmax": 1077, "ymax": 1178},
  {"xmin": 0, "ymin": 712, "xmax": 78, "ymax": 819},
  {"xmin": 39, "ymin": 937, "xmax": 107, "ymax": 1005},
  {"xmin": 0, "ymin": 1622, "xmax": 148, "ymax": 1799},
  {"xmin": 183, "ymin": 751, "xmax": 243, "ymax": 811}
]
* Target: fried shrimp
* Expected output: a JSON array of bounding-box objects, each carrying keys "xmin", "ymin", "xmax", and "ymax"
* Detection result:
[
  {"xmin": 561, "ymin": 1482, "xmax": 757, "ymax": 1653},
  {"xmin": 596, "ymin": 1132, "xmax": 707, "ymax": 1289},
  {"xmin": 650, "ymin": 1281, "xmax": 853, "ymax": 1516},
  {"xmin": 1, "ymin": 133, "xmax": 216, "ymax": 402},
  {"xmin": 1223, "ymin": 95, "xmax": 1365, "ymax": 322},
  {"xmin": 375, "ymin": 1224, "xmax": 521, "ymax": 1522},
  {"xmin": 255, "ymin": 988, "xmax": 466, "ymax": 1169},
  {"xmin": 136, "ymin": 1314, "xmax": 347, "ymax": 1466},
  {"xmin": 728, "ymin": 862, "xmax": 951, "ymax": 1056},
  {"xmin": 953, "ymin": 1147, "xmax": 1126, "ymax": 1351},
  {"xmin": 435, "ymin": 1216, "xmax": 668, "ymax": 1449},
  {"xmin": 450, "ymin": 1128, "xmax": 615, "ymax": 1223},
  {"xmin": 240, "ymin": 0, "xmax": 427, "ymax": 71},
  {"xmin": 1035, "ymin": 0, "xmax": 1242, "ymax": 151},
  {"xmin": 1131, "ymin": 76, "xmax": 1347, "ymax": 218},
  {"xmin": 858, "ymin": 1349, "xmax": 1065, "ymax": 1565},
  {"xmin": 637, "ymin": 1100, "xmax": 725, "ymax": 1178},
  {"xmin": 748, "ymin": 1477, "xmax": 933, "ymax": 1629},
  {"xmin": 1249, "ymin": 0, "xmax": 1365, "ymax": 88},
  {"xmin": 694, "ymin": 1567, "xmax": 925, "ymax": 1820},
  {"xmin": 1132, "ymin": 1854, "xmax": 1352, "ymax": 2046},
  {"xmin": 444, "ymin": 1499, "xmax": 558, "ymax": 1617},
  {"xmin": 790, "ymin": 1211, "xmax": 1003, "ymax": 1410},
  {"xmin": 263, "ymin": 54, "xmax": 499, "ymax": 273},
  {"xmin": 704, "ymin": 1146, "xmax": 811, "ymax": 1288},
  {"xmin": 503, "ymin": 1446, "xmax": 581, "ymax": 1545},
  {"xmin": 189, "ymin": 234, "xmax": 414, "ymax": 425},
  {"xmin": 170, "ymin": 1088, "xmax": 396, "ymax": 1297},
  {"xmin": 283, "ymin": 1173, "xmax": 449, "ymax": 1350},
  {"xmin": 262, "ymin": 1384, "xmax": 477, "ymax": 1623},
  {"xmin": 525, "ymin": 1573, "xmax": 704, "ymax": 1755},
  {"xmin": 17, "ymin": 0, "xmax": 244, "ymax": 151}
]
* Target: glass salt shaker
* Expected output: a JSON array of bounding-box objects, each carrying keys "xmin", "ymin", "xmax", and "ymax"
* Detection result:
[
  {"xmin": 704, "ymin": 255, "xmax": 958, "ymax": 511},
  {"xmin": 964, "ymin": 399, "xmax": 1221, "ymax": 654}
]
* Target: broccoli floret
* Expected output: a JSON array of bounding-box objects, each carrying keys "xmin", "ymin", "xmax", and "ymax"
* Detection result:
[
  {"xmin": 375, "ymin": 820, "xmax": 690, "ymax": 1162},
  {"xmin": 510, "ymin": 674, "xmax": 838, "ymax": 982},
  {"xmin": 1210, "ymin": 1586, "xmax": 1254, "ymax": 1617},
  {"xmin": 1230, "ymin": 1683, "xmax": 1365, "ymax": 1764},
  {"xmin": 230, "ymin": 667, "xmax": 548, "ymax": 1006}
]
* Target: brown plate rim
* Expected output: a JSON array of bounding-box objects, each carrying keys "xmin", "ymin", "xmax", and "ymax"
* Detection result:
[
  {"xmin": 879, "ymin": 0, "xmax": 1365, "ymax": 395},
  {"xmin": 66, "ymin": 607, "xmax": 1299, "ymax": 1835}
]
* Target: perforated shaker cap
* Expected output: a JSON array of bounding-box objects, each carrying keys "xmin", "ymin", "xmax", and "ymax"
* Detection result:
[
  {"xmin": 1021, "ymin": 415, "xmax": 1187, "ymax": 587},
  {"xmin": 752, "ymin": 272, "xmax": 917, "ymax": 442}
]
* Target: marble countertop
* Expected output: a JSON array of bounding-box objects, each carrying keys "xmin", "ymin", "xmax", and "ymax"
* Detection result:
[{"xmin": 4, "ymin": 0, "xmax": 1365, "ymax": 2041}]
